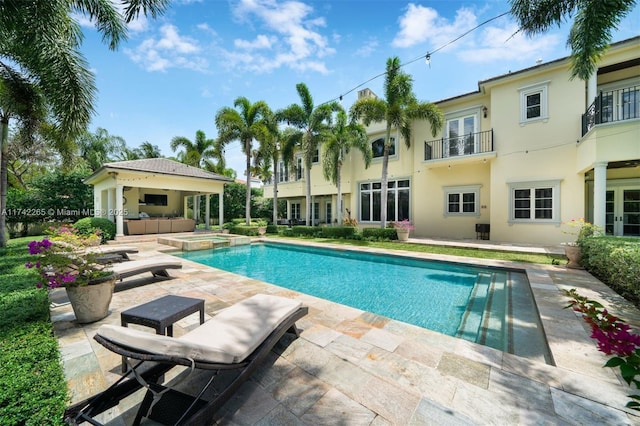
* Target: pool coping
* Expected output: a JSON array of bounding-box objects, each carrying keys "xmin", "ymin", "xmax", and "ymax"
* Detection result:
[{"xmin": 53, "ymin": 238, "xmax": 640, "ymax": 424}]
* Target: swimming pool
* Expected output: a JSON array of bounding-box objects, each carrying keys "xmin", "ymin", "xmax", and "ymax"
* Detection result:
[{"xmin": 177, "ymin": 242, "xmax": 552, "ymax": 362}]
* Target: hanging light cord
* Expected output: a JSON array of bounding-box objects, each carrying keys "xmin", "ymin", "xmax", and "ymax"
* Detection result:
[{"xmin": 326, "ymin": 11, "xmax": 511, "ymax": 105}]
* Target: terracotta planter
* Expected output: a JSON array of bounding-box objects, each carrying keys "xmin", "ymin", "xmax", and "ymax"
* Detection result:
[
  {"xmin": 65, "ymin": 274, "xmax": 117, "ymax": 323},
  {"xmin": 258, "ymin": 226, "xmax": 267, "ymax": 236},
  {"xmin": 563, "ymin": 244, "xmax": 583, "ymax": 269},
  {"xmin": 396, "ymin": 229, "xmax": 410, "ymax": 242}
]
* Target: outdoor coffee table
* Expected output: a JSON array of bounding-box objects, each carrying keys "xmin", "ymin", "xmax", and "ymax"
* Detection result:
[{"xmin": 120, "ymin": 295, "xmax": 205, "ymax": 371}]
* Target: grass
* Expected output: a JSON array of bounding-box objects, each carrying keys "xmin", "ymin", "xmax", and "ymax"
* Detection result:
[
  {"xmin": 281, "ymin": 236, "xmax": 564, "ymax": 265},
  {"xmin": 0, "ymin": 237, "xmax": 67, "ymax": 425},
  {"xmin": 0, "ymin": 233, "xmax": 562, "ymax": 424}
]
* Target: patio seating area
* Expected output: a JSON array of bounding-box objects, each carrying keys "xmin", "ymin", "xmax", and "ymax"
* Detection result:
[{"xmin": 52, "ymin": 238, "xmax": 640, "ymax": 424}]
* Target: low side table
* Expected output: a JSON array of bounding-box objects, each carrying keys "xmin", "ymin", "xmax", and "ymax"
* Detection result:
[{"xmin": 120, "ymin": 295, "xmax": 205, "ymax": 372}]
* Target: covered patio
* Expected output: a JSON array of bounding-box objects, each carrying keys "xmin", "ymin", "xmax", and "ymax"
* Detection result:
[{"xmin": 84, "ymin": 158, "xmax": 232, "ymax": 237}]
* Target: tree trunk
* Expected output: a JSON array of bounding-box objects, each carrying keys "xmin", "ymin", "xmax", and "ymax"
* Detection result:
[
  {"xmin": 245, "ymin": 138, "xmax": 252, "ymax": 225},
  {"xmin": 336, "ymin": 163, "xmax": 342, "ymax": 226},
  {"xmin": 0, "ymin": 118, "xmax": 9, "ymax": 247},
  {"xmin": 272, "ymin": 154, "xmax": 279, "ymax": 225},
  {"xmin": 305, "ymin": 157, "xmax": 311, "ymax": 226},
  {"xmin": 379, "ymin": 125, "xmax": 392, "ymax": 228}
]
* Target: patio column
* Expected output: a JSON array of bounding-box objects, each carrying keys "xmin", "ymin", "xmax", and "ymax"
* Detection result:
[
  {"xmin": 593, "ymin": 161, "xmax": 608, "ymax": 231},
  {"xmin": 107, "ymin": 188, "xmax": 115, "ymax": 221},
  {"xmin": 205, "ymin": 194, "xmax": 210, "ymax": 230},
  {"xmin": 218, "ymin": 192, "xmax": 224, "ymax": 230},
  {"xmin": 286, "ymin": 200, "xmax": 291, "ymax": 220},
  {"xmin": 183, "ymin": 197, "xmax": 188, "ymax": 219},
  {"xmin": 115, "ymin": 184, "xmax": 124, "ymax": 237}
]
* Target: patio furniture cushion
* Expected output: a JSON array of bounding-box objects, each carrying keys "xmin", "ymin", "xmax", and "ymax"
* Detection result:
[{"xmin": 97, "ymin": 294, "xmax": 302, "ymax": 364}]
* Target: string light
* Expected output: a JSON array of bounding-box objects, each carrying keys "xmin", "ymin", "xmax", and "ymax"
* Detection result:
[{"xmin": 319, "ymin": 11, "xmax": 510, "ymax": 106}]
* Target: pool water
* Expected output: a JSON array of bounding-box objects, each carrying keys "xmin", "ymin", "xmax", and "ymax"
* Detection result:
[{"xmin": 177, "ymin": 242, "xmax": 552, "ymax": 362}]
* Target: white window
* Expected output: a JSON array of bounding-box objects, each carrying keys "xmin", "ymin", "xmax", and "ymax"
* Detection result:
[
  {"xmin": 443, "ymin": 185, "xmax": 480, "ymax": 216},
  {"xmin": 519, "ymin": 83, "xmax": 549, "ymax": 124},
  {"xmin": 359, "ymin": 179, "xmax": 410, "ymax": 223},
  {"xmin": 446, "ymin": 113, "xmax": 478, "ymax": 157},
  {"xmin": 278, "ymin": 161, "xmax": 289, "ymax": 182},
  {"xmin": 296, "ymin": 157, "xmax": 303, "ymax": 180},
  {"xmin": 371, "ymin": 137, "xmax": 396, "ymax": 159},
  {"xmin": 291, "ymin": 203, "xmax": 301, "ymax": 219},
  {"xmin": 312, "ymin": 148, "xmax": 319, "ymax": 164},
  {"xmin": 508, "ymin": 180, "xmax": 560, "ymax": 223}
]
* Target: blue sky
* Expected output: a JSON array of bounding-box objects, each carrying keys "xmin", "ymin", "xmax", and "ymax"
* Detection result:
[{"xmin": 78, "ymin": 0, "xmax": 639, "ymax": 176}]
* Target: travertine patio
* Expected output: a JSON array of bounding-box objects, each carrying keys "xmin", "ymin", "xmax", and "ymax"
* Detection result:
[{"xmin": 52, "ymin": 238, "xmax": 640, "ymax": 425}]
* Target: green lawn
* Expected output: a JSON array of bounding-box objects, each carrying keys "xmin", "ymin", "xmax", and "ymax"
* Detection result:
[
  {"xmin": 0, "ymin": 234, "xmax": 562, "ymax": 424},
  {"xmin": 0, "ymin": 237, "xmax": 67, "ymax": 425}
]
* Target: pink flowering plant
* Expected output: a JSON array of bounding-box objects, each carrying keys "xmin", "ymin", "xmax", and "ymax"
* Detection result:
[
  {"xmin": 25, "ymin": 238, "xmax": 111, "ymax": 289},
  {"xmin": 393, "ymin": 219, "xmax": 415, "ymax": 231},
  {"xmin": 564, "ymin": 288, "xmax": 640, "ymax": 410}
]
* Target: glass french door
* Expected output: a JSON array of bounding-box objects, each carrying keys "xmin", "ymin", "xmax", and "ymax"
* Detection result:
[{"xmin": 606, "ymin": 187, "xmax": 640, "ymax": 236}]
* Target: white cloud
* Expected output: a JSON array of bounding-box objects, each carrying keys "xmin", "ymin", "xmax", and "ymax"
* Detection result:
[
  {"xmin": 460, "ymin": 24, "xmax": 561, "ymax": 63},
  {"xmin": 222, "ymin": 0, "xmax": 335, "ymax": 74},
  {"xmin": 392, "ymin": 5, "xmax": 562, "ymax": 66},
  {"xmin": 234, "ymin": 34, "xmax": 275, "ymax": 50},
  {"xmin": 393, "ymin": 4, "xmax": 477, "ymax": 49},
  {"xmin": 355, "ymin": 37, "xmax": 379, "ymax": 57},
  {"xmin": 125, "ymin": 24, "xmax": 208, "ymax": 72}
]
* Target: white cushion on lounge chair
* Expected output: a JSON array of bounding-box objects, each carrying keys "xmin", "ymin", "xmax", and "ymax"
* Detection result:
[{"xmin": 97, "ymin": 294, "xmax": 302, "ymax": 364}]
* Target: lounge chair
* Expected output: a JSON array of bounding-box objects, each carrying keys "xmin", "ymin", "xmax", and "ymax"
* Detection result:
[
  {"xmin": 111, "ymin": 259, "xmax": 182, "ymax": 280},
  {"xmin": 86, "ymin": 245, "xmax": 139, "ymax": 260},
  {"xmin": 64, "ymin": 294, "xmax": 308, "ymax": 425}
]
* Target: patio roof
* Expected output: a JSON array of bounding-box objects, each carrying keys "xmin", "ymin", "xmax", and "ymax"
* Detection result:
[{"xmin": 85, "ymin": 158, "xmax": 233, "ymax": 185}]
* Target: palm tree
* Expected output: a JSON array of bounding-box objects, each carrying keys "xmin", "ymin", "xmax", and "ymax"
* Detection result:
[
  {"xmin": 279, "ymin": 83, "xmax": 340, "ymax": 226},
  {"xmin": 509, "ymin": 0, "xmax": 637, "ymax": 80},
  {"xmin": 76, "ymin": 127, "xmax": 127, "ymax": 170},
  {"xmin": 350, "ymin": 57, "xmax": 443, "ymax": 228},
  {"xmin": 323, "ymin": 108, "xmax": 372, "ymax": 226},
  {"xmin": 0, "ymin": 68, "xmax": 46, "ymax": 247},
  {"xmin": 0, "ymin": 0, "xmax": 169, "ymax": 247},
  {"xmin": 136, "ymin": 141, "xmax": 162, "ymax": 158},
  {"xmin": 215, "ymin": 97, "xmax": 270, "ymax": 225},
  {"xmin": 170, "ymin": 130, "xmax": 217, "ymax": 168},
  {"xmin": 170, "ymin": 130, "xmax": 217, "ymax": 224},
  {"xmin": 255, "ymin": 111, "xmax": 296, "ymax": 224}
]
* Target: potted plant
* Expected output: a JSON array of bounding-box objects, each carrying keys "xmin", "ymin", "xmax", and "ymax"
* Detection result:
[
  {"xmin": 561, "ymin": 218, "xmax": 596, "ymax": 269},
  {"xmin": 256, "ymin": 219, "xmax": 268, "ymax": 236},
  {"xmin": 393, "ymin": 219, "xmax": 414, "ymax": 242},
  {"xmin": 221, "ymin": 222, "xmax": 233, "ymax": 234},
  {"xmin": 25, "ymin": 233, "xmax": 117, "ymax": 323}
]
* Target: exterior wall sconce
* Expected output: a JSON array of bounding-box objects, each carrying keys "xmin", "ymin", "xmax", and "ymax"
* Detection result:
[{"xmin": 482, "ymin": 106, "xmax": 488, "ymax": 118}]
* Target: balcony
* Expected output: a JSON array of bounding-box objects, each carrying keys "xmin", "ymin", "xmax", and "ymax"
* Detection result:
[
  {"xmin": 424, "ymin": 129, "xmax": 493, "ymax": 161},
  {"xmin": 582, "ymin": 85, "xmax": 639, "ymax": 136}
]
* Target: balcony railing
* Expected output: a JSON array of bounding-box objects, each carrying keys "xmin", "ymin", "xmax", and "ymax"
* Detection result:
[
  {"xmin": 424, "ymin": 129, "xmax": 493, "ymax": 161},
  {"xmin": 582, "ymin": 85, "xmax": 639, "ymax": 136}
]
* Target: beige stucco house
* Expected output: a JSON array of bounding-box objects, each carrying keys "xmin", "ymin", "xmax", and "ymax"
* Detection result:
[
  {"xmin": 85, "ymin": 158, "xmax": 232, "ymax": 237},
  {"xmin": 263, "ymin": 36, "xmax": 639, "ymax": 245}
]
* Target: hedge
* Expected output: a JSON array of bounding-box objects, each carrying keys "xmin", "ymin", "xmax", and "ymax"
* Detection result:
[
  {"xmin": 580, "ymin": 237, "xmax": 640, "ymax": 303},
  {"xmin": 362, "ymin": 228, "xmax": 397, "ymax": 240}
]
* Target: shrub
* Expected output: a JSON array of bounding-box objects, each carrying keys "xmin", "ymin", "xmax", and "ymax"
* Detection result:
[
  {"xmin": 266, "ymin": 224, "xmax": 279, "ymax": 234},
  {"xmin": 362, "ymin": 228, "xmax": 397, "ymax": 241},
  {"xmin": 319, "ymin": 226, "xmax": 358, "ymax": 239},
  {"xmin": 230, "ymin": 225, "xmax": 260, "ymax": 236},
  {"xmin": 290, "ymin": 226, "xmax": 319, "ymax": 237},
  {"xmin": 580, "ymin": 237, "xmax": 640, "ymax": 303},
  {"xmin": 73, "ymin": 217, "xmax": 116, "ymax": 242}
]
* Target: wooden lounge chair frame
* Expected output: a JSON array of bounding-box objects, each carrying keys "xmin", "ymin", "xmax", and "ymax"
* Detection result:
[
  {"xmin": 64, "ymin": 302, "xmax": 308, "ymax": 425},
  {"xmin": 111, "ymin": 259, "xmax": 182, "ymax": 280}
]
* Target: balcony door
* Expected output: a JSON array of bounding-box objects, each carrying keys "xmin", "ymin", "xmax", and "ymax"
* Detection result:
[
  {"xmin": 606, "ymin": 186, "xmax": 640, "ymax": 236},
  {"xmin": 446, "ymin": 114, "xmax": 477, "ymax": 157}
]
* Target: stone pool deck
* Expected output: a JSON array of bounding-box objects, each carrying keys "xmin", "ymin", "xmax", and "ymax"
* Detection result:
[{"xmin": 52, "ymin": 238, "xmax": 640, "ymax": 425}]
